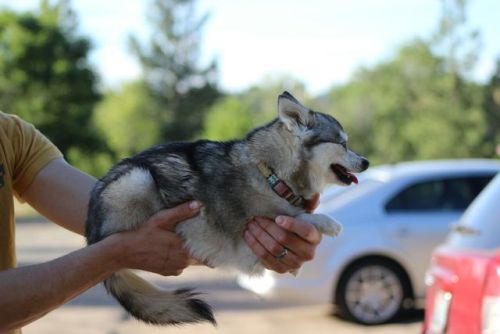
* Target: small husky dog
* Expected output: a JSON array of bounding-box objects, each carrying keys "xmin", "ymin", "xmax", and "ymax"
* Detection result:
[{"xmin": 85, "ymin": 91, "xmax": 369, "ymax": 326}]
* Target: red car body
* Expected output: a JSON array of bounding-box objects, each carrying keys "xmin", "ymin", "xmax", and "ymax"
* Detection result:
[
  {"xmin": 423, "ymin": 173, "xmax": 500, "ymax": 334},
  {"xmin": 423, "ymin": 248, "xmax": 500, "ymax": 334}
]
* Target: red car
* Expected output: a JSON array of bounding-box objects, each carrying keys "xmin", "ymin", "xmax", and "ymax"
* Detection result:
[{"xmin": 423, "ymin": 173, "xmax": 500, "ymax": 334}]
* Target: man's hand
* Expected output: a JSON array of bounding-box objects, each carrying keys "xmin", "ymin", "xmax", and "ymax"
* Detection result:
[
  {"xmin": 244, "ymin": 216, "xmax": 321, "ymax": 274},
  {"xmin": 107, "ymin": 201, "xmax": 202, "ymax": 276},
  {"xmin": 244, "ymin": 194, "xmax": 322, "ymax": 274}
]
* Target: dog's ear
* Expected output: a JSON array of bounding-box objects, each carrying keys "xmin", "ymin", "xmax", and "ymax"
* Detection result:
[{"xmin": 278, "ymin": 91, "xmax": 311, "ymax": 131}]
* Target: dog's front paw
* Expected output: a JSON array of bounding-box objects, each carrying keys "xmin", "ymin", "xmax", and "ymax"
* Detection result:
[
  {"xmin": 296, "ymin": 213, "xmax": 343, "ymax": 237},
  {"xmin": 321, "ymin": 218, "xmax": 342, "ymax": 237}
]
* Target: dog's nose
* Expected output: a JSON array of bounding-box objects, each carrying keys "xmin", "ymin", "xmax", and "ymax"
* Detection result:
[{"xmin": 361, "ymin": 158, "xmax": 370, "ymax": 171}]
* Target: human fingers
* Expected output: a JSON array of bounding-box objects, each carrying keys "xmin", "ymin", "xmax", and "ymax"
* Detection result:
[
  {"xmin": 243, "ymin": 227, "xmax": 289, "ymax": 274},
  {"xmin": 252, "ymin": 217, "xmax": 316, "ymax": 263},
  {"xmin": 246, "ymin": 219, "xmax": 303, "ymax": 270},
  {"xmin": 275, "ymin": 216, "xmax": 322, "ymax": 245},
  {"xmin": 112, "ymin": 218, "xmax": 192, "ymax": 275},
  {"xmin": 149, "ymin": 201, "xmax": 202, "ymax": 231},
  {"xmin": 157, "ymin": 232, "xmax": 195, "ymax": 275}
]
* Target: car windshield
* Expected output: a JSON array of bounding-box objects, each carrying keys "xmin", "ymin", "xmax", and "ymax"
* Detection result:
[{"xmin": 445, "ymin": 173, "xmax": 500, "ymax": 251}]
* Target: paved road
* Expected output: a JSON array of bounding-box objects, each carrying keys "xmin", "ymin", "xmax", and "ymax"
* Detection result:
[{"xmin": 16, "ymin": 220, "xmax": 423, "ymax": 334}]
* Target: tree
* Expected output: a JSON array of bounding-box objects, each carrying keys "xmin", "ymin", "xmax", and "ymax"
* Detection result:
[
  {"xmin": 202, "ymin": 96, "xmax": 253, "ymax": 141},
  {"xmin": 431, "ymin": 0, "xmax": 481, "ymax": 77},
  {"xmin": 482, "ymin": 60, "xmax": 500, "ymax": 157},
  {"xmin": 323, "ymin": 0, "xmax": 488, "ymax": 164},
  {"xmin": 202, "ymin": 77, "xmax": 309, "ymax": 140},
  {"xmin": 129, "ymin": 0, "xmax": 220, "ymax": 142},
  {"xmin": 0, "ymin": 0, "xmax": 102, "ymax": 157},
  {"xmin": 93, "ymin": 81, "xmax": 162, "ymax": 158},
  {"xmin": 327, "ymin": 39, "xmax": 487, "ymax": 164}
]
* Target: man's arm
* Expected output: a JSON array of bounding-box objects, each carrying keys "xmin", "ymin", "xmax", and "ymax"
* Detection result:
[
  {"xmin": 0, "ymin": 203, "xmax": 201, "ymax": 332},
  {"xmin": 20, "ymin": 157, "xmax": 95, "ymax": 235},
  {"xmin": 0, "ymin": 234, "xmax": 123, "ymax": 331}
]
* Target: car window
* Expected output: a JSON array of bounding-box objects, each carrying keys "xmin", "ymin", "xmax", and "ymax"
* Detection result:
[
  {"xmin": 385, "ymin": 176, "xmax": 493, "ymax": 213},
  {"xmin": 446, "ymin": 173, "xmax": 500, "ymax": 250}
]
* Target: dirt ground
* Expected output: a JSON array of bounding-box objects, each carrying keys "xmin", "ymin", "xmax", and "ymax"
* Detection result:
[{"xmin": 16, "ymin": 220, "xmax": 423, "ymax": 334}]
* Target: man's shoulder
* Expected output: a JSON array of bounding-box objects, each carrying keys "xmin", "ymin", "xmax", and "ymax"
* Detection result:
[{"xmin": 0, "ymin": 112, "xmax": 35, "ymax": 135}]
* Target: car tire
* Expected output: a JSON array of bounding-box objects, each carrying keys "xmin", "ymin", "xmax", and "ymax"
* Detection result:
[{"xmin": 335, "ymin": 258, "xmax": 411, "ymax": 325}]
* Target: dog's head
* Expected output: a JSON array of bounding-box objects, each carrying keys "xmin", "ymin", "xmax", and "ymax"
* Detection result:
[{"xmin": 278, "ymin": 91, "xmax": 369, "ymax": 188}]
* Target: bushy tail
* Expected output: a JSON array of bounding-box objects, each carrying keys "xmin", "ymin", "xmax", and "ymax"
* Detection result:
[{"xmin": 104, "ymin": 270, "xmax": 216, "ymax": 326}]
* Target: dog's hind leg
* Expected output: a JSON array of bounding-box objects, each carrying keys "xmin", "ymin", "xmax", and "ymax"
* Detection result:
[
  {"xmin": 95, "ymin": 168, "xmax": 216, "ymax": 325},
  {"xmin": 98, "ymin": 167, "xmax": 164, "ymax": 237}
]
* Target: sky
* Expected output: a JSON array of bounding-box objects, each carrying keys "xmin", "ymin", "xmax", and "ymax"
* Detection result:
[{"xmin": 2, "ymin": 0, "xmax": 500, "ymax": 95}]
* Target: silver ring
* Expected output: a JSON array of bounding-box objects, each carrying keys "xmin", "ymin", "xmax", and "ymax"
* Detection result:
[{"xmin": 276, "ymin": 247, "xmax": 288, "ymax": 261}]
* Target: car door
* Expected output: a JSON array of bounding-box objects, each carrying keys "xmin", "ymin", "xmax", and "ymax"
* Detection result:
[{"xmin": 381, "ymin": 175, "xmax": 494, "ymax": 293}]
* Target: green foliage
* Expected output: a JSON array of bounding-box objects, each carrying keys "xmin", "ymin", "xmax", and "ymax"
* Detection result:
[
  {"xmin": 327, "ymin": 40, "xmax": 488, "ymax": 164},
  {"xmin": 129, "ymin": 0, "xmax": 220, "ymax": 141},
  {"xmin": 482, "ymin": 60, "xmax": 500, "ymax": 156},
  {"xmin": 66, "ymin": 147, "xmax": 114, "ymax": 178},
  {"xmin": 202, "ymin": 96, "xmax": 253, "ymax": 141},
  {"xmin": 94, "ymin": 81, "xmax": 162, "ymax": 158},
  {"xmin": 431, "ymin": 0, "xmax": 481, "ymax": 75},
  {"xmin": 202, "ymin": 77, "xmax": 309, "ymax": 140},
  {"xmin": 0, "ymin": 0, "xmax": 102, "ymax": 157},
  {"xmin": 322, "ymin": 0, "xmax": 493, "ymax": 164}
]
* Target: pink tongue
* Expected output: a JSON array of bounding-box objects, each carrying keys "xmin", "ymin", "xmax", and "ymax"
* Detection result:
[{"xmin": 349, "ymin": 173, "xmax": 359, "ymax": 184}]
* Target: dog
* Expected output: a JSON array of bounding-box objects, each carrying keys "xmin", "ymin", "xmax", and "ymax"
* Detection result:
[{"xmin": 85, "ymin": 91, "xmax": 369, "ymax": 326}]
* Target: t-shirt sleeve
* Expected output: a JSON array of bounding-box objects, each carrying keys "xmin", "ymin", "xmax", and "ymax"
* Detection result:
[{"xmin": 9, "ymin": 115, "xmax": 63, "ymax": 196}]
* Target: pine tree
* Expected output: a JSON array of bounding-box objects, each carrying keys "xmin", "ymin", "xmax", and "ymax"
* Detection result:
[
  {"xmin": 129, "ymin": 0, "xmax": 220, "ymax": 141},
  {"xmin": 0, "ymin": 0, "xmax": 103, "ymax": 156}
]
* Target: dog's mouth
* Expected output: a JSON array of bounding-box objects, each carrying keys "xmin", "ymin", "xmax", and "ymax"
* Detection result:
[{"xmin": 331, "ymin": 164, "xmax": 358, "ymax": 185}]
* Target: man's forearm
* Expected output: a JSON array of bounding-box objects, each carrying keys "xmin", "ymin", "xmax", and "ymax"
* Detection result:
[{"xmin": 0, "ymin": 236, "xmax": 123, "ymax": 332}]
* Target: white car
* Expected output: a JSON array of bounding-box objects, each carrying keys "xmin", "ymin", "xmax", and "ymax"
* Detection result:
[{"xmin": 238, "ymin": 160, "xmax": 500, "ymax": 325}]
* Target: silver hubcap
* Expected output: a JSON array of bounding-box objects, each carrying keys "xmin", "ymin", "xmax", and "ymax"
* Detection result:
[{"xmin": 345, "ymin": 265, "xmax": 403, "ymax": 323}]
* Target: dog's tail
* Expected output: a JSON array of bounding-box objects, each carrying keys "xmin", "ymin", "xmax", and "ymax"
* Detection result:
[{"xmin": 104, "ymin": 269, "xmax": 216, "ymax": 326}]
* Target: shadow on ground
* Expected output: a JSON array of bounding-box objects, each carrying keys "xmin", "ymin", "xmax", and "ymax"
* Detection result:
[{"xmin": 328, "ymin": 308, "xmax": 424, "ymax": 326}]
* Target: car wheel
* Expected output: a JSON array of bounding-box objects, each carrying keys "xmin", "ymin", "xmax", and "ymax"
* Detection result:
[{"xmin": 336, "ymin": 259, "xmax": 410, "ymax": 325}]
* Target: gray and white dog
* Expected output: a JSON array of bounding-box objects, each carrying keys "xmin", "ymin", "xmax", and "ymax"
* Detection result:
[{"xmin": 85, "ymin": 91, "xmax": 369, "ymax": 326}]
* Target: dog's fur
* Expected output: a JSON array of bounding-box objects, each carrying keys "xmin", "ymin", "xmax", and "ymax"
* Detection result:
[{"xmin": 85, "ymin": 92, "xmax": 369, "ymax": 326}]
